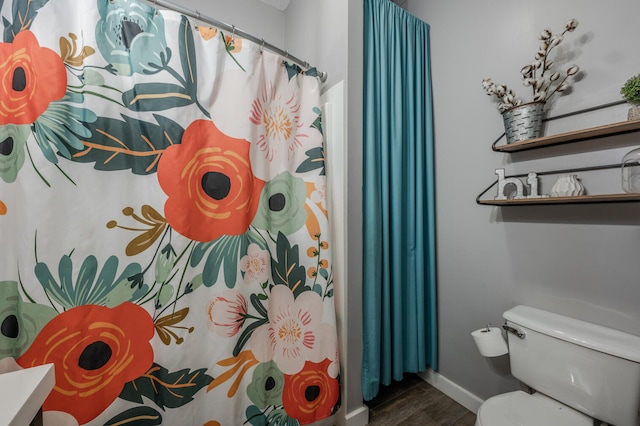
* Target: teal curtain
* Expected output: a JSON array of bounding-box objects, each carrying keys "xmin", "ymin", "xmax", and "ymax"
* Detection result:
[{"xmin": 362, "ymin": 0, "xmax": 437, "ymax": 401}]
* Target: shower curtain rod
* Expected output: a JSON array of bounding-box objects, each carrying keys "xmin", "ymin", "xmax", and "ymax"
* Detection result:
[{"xmin": 143, "ymin": 0, "xmax": 328, "ymax": 82}]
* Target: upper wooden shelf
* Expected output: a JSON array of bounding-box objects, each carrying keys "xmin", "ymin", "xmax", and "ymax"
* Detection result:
[{"xmin": 493, "ymin": 119, "xmax": 640, "ymax": 152}]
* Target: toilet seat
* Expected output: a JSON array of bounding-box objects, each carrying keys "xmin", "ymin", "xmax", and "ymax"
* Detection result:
[{"xmin": 475, "ymin": 390, "xmax": 592, "ymax": 426}]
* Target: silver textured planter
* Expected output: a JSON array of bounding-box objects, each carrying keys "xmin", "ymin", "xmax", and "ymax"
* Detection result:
[
  {"xmin": 502, "ymin": 101, "xmax": 545, "ymax": 144},
  {"xmin": 628, "ymin": 105, "xmax": 640, "ymax": 121}
]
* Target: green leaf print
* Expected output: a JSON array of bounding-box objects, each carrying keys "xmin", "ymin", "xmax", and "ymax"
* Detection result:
[
  {"xmin": 32, "ymin": 94, "xmax": 97, "ymax": 165},
  {"xmin": 271, "ymin": 232, "xmax": 308, "ymax": 297},
  {"xmin": 296, "ymin": 146, "xmax": 326, "ymax": 176},
  {"xmin": 122, "ymin": 83, "xmax": 195, "ymax": 112},
  {"xmin": 119, "ymin": 363, "xmax": 213, "ymax": 410},
  {"xmin": 199, "ymin": 230, "xmax": 267, "ymax": 288},
  {"xmin": 104, "ymin": 406, "xmax": 162, "ymax": 426},
  {"xmin": 311, "ymin": 106, "xmax": 323, "ymax": 135},
  {"xmin": 246, "ymin": 405, "xmax": 268, "ymax": 426},
  {"xmin": 67, "ymin": 114, "xmax": 184, "ymax": 175},
  {"xmin": 233, "ymin": 317, "xmax": 267, "ymax": 357},
  {"xmin": 178, "ymin": 14, "xmax": 198, "ymax": 93},
  {"xmin": 120, "ymin": 16, "xmax": 210, "ymax": 117},
  {"xmin": 284, "ymin": 61, "xmax": 302, "ymax": 81},
  {"xmin": 304, "ymin": 67, "xmax": 320, "ymax": 78},
  {"xmin": 34, "ymin": 255, "xmax": 147, "ymax": 309},
  {"xmin": 3, "ymin": 0, "xmax": 50, "ymax": 42}
]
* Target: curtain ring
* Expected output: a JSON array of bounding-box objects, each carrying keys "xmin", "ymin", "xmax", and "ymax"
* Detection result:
[
  {"xmin": 154, "ymin": 0, "xmax": 158, "ymax": 15},
  {"xmin": 285, "ymin": 50, "xmax": 289, "ymax": 59},
  {"xmin": 231, "ymin": 25, "xmax": 236, "ymax": 40},
  {"xmin": 260, "ymin": 38, "xmax": 265, "ymax": 54},
  {"xmin": 194, "ymin": 10, "xmax": 201, "ymax": 29}
]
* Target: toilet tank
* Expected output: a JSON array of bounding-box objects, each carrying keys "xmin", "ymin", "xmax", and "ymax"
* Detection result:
[{"xmin": 504, "ymin": 305, "xmax": 640, "ymax": 426}]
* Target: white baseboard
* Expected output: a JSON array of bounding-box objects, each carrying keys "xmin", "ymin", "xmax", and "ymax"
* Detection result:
[
  {"xmin": 334, "ymin": 404, "xmax": 369, "ymax": 426},
  {"xmin": 417, "ymin": 369, "xmax": 484, "ymax": 414}
]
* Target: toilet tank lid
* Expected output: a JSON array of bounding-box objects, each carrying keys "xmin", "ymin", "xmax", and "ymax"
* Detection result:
[{"xmin": 504, "ymin": 305, "xmax": 640, "ymax": 363}]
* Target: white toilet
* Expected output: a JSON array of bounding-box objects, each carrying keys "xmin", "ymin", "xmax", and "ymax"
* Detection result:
[{"xmin": 475, "ymin": 305, "xmax": 640, "ymax": 426}]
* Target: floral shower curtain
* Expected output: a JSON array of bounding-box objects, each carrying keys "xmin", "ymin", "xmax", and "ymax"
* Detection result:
[{"xmin": 0, "ymin": 0, "xmax": 340, "ymax": 425}]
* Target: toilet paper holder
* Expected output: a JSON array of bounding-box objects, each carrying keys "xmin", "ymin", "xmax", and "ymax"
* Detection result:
[{"xmin": 503, "ymin": 322, "xmax": 526, "ymax": 339}]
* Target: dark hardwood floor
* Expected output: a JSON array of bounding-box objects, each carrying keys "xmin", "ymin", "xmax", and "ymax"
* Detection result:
[{"xmin": 364, "ymin": 374, "xmax": 477, "ymax": 426}]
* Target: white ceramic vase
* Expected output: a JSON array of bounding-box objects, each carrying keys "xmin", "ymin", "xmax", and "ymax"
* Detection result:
[{"xmin": 551, "ymin": 174, "xmax": 585, "ymax": 197}]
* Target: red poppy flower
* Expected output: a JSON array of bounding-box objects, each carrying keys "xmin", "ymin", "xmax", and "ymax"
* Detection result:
[
  {"xmin": 282, "ymin": 358, "xmax": 340, "ymax": 424},
  {"xmin": 0, "ymin": 30, "xmax": 67, "ymax": 125},
  {"xmin": 158, "ymin": 119, "xmax": 265, "ymax": 242},
  {"xmin": 17, "ymin": 303, "xmax": 154, "ymax": 424}
]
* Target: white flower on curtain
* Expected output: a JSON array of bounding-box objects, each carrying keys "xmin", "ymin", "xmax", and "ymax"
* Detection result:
[
  {"xmin": 310, "ymin": 176, "xmax": 328, "ymax": 211},
  {"xmin": 250, "ymin": 285, "xmax": 337, "ymax": 375},
  {"xmin": 249, "ymin": 78, "xmax": 312, "ymax": 180},
  {"xmin": 207, "ymin": 290, "xmax": 249, "ymax": 337},
  {"xmin": 240, "ymin": 243, "xmax": 271, "ymax": 285}
]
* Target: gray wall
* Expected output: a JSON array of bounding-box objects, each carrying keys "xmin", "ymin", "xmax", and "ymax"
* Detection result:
[
  {"xmin": 284, "ymin": 0, "xmax": 348, "ymax": 89},
  {"xmin": 405, "ymin": 0, "xmax": 640, "ymax": 400},
  {"xmin": 169, "ymin": 0, "xmax": 285, "ymax": 46}
]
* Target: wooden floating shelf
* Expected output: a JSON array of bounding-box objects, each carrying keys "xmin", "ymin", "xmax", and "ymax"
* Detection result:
[
  {"xmin": 479, "ymin": 118, "xmax": 640, "ymax": 206},
  {"xmin": 478, "ymin": 193, "xmax": 640, "ymax": 206},
  {"xmin": 493, "ymin": 119, "xmax": 640, "ymax": 152}
]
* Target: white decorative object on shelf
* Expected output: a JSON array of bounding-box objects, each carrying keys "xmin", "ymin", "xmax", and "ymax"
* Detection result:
[
  {"xmin": 621, "ymin": 147, "xmax": 640, "ymax": 193},
  {"xmin": 494, "ymin": 169, "xmax": 550, "ymax": 200},
  {"xmin": 551, "ymin": 174, "xmax": 585, "ymax": 197}
]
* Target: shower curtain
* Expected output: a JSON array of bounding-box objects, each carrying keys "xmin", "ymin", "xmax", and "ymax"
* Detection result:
[
  {"xmin": 362, "ymin": 0, "xmax": 437, "ymax": 401},
  {"xmin": 0, "ymin": 0, "xmax": 340, "ymax": 425}
]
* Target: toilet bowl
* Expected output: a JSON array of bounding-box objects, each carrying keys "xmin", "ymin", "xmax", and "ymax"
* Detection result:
[
  {"xmin": 474, "ymin": 305, "xmax": 640, "ymax": 426},
  {"xmin": 474, "ymin": 391, "xmax": 591, "ymax": 426}
]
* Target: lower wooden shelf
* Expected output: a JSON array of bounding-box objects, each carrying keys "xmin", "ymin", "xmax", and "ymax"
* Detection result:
[{"xmin": 478, "ymin": 193, "xmax": 640, "ymax": 206}]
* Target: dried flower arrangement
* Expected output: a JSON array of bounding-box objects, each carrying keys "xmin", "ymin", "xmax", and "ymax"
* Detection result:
[{"xmin": 482, "ymin": 19, "xmax": 580, "ymax": 112}]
